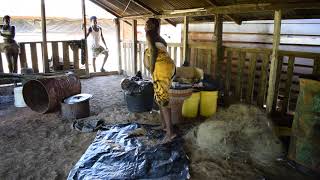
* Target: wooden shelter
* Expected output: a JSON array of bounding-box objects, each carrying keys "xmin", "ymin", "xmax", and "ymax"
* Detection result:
[
  {"xmin": 1, "ymin": 0, "xmax": 320, "ymax": 117},
  {"xmin": 89, "ymin": 0, "xmax": 320, "ymax": 116}
]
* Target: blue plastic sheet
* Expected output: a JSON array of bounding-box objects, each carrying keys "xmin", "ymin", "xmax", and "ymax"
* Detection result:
[{"xmin": 68, "ymin": 123, "xmax": 189, "ymax": 180}]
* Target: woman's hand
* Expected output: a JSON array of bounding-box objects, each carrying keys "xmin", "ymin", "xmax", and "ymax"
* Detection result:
[{"xmin": 149, "ymin": 41, "xmax": 158, "ymax": 74}]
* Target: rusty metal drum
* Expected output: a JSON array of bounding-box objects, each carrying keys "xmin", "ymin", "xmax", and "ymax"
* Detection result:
[
  {"xmin": 288, "ymin": 77, "xmax": 320, "ymax": 173},
  {"xmin": 22, "ymin": 74, "xmax": 81, "ymax": 113}
]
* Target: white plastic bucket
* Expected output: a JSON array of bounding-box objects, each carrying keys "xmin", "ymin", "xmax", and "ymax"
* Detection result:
[{"xmin": 14, "ymin": 86, "xmax": 27, "ymax": 107}]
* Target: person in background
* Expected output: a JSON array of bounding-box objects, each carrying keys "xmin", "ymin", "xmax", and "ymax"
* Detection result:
[
  {"xmin": 86, "ymin": 16, "xmax": 108, "ymax": 72},
  {"xmin": 0, "ymin": 15, "xmax": 19, "ymax": 73},
  {"xmin": 144, "ymin": 18, "xmax": 176, "ymax": 143}
]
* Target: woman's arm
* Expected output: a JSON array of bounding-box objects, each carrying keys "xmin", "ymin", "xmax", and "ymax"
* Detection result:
[
  {"xmin": 150, "ymin": 41, "xmax": 158, "ymax": 74},
  {"xmin": 158, "ymin": 36, "xmax": 167, "ymax": 47},
  {"xmin": 1, "ymin": 26, "xmax": 15, "ymax": 39},
  {"xmin": 146, "ymin": 32, "xmax": 158, "ymax": 74},
  {"xmin": 85, "ymin": 27, "xmax": 92, "ymax": 39}
]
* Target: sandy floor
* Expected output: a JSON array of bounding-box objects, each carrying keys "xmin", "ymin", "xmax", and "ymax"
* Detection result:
[
  {"xmin": 0, "ymin": 75, "xmax": 134, "ymax": 179},
  {"xmin": 0, "ymin": 75, "xmax": 317, "ymax": 180}
]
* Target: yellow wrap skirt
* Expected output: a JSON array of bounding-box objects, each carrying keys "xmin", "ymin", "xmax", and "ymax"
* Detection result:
[{"xmin": 144, "ymin": 48, "xmax": 176, "ymax": 107}]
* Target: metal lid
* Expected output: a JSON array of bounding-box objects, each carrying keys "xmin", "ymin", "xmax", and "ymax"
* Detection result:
[{"xmin": 64, "ymin": 93, "xmax": 93, "ymax": 104}]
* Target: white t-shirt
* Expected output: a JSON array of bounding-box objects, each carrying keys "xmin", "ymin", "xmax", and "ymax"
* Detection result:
[{"xmin": 89, "ymin": 26, "xmax": 102, "ymax": 48}]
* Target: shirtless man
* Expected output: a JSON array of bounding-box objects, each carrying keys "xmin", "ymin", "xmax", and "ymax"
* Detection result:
[
  {"xmin": 0, "ymin": 15, "xmax": 19, "ymax": 73},
  {"xmin": 86, "ymin": 16, "xmax": 108, "ymax": 72}
]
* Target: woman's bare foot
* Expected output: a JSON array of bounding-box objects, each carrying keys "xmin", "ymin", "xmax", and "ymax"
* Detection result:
[
  {"xmin": 154, "ymin": 125, "xmax": 166, "ymax": 131},
  {"xmin": 161, "ymin": 124, "xmax": 166, "ymax": 131},
  {"xmin": 162, "ymin": 133, "xmax": 177, "ymax": 143}
]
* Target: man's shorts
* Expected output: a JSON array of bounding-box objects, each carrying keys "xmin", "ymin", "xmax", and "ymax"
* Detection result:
[
  {"xmin": 91, "ymin": 45, "xmax": 108, "ymax": 58},
  {"xmin": 0, "ymin": 41, "xmax": 20, "ymax": 54}
]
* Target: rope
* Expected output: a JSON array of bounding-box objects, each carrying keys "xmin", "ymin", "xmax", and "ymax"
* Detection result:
[{"xmin": 121, "ymin": 0, "xmax": 132, "ymax": 16}]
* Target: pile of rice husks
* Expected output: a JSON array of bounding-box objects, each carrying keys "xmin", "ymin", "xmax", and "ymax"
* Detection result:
[{"xmin": 184, "ymin": 104, "xmax": 284, "ymax": 179}]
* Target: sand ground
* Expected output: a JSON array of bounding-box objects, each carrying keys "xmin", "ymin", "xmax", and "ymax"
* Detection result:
[
  {"xmin": 0, "ymin": 75, "xmax": 317, "ymax": 180},
  {"xmin": 0, "ymin": 76, "xmax": 130, "ymax": 179}
]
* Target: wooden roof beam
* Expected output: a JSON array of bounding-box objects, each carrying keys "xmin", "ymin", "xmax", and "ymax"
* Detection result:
[
  {"xmin": 90, "ymin": 0, "xmax": 121, "ymax": 17},
  {"xmin": 90, "ymin": 0, "xmax": 132, "ymax": 26},
  {"xmin": 205, "ymin": 0, "xmax": 242, "ymax": 25},
  {"xmin": 131, "ymin": 0, "xmax": 176, "ymax": 26},
  {"xmin": 121, "ymin": 2, "xmax": 320, "ymax": 20}
]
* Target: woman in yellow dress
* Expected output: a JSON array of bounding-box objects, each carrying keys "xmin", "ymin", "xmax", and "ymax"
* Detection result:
[{"xmin": 144, "ymin": 18, "xmax": 176, "ymax": 142}]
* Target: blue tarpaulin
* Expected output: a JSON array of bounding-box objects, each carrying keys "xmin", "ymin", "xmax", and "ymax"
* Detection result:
[{"xmin": 68, "ymin": 123, "xmax": 189, "ymax": 180}]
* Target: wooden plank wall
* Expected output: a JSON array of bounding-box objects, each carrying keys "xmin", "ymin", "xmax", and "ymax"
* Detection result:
[
  {"xmin": 121, "ymin": 41, "xmax": 182, "ymax": 78},
  {"xmin": 189, "ymin": 20, "xmax": 320, "ymax": 46},
  {"xmin": 0, "ymin": 40, "xmax": 84, "ymax": 74},
  {"xmin": 117, "ymin": 20, "xmax": 320, "ymax": 115},
  {"xmin": 277, "ymin": 52, "xmax": 320, "ymax": 113},
  {"xmin": 120, "ymin": 40, "xmax": 319, "ymax": 116},
  {"xmin": 188, "ymin": 20, "xmax": 320, "ymax": 114},
  {"xmin": 187, "ymin": 41, "xmax": 320, "ymax": 115}
]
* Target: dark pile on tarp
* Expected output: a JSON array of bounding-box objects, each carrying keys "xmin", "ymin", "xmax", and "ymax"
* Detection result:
[
  {"xmin": 68, "ymin": 123, "xmax": 189, "ymax": 180},
  {"xmin": 121, "ymin": 71, "xmax": 153, "ymax": 95},
  {"xmin": 121, "ymin": 72, "xmax": 155, "ymax": 112}
]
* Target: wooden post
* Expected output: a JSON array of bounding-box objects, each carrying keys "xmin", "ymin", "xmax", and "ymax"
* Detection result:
[
  {"xmin": 180, "ymin": 46, "xmax": 183, "ymax": 66},
  {"xmin": 51, "ymin": 42, "xmax": 59, "ymax": 71},
  {"xmin": 182, "ymin": 16, "xmax": 189, "ymax": 65},
  {"xmin": 30, "ymin": 43, "xmax": 39, "ymax": 73},
  {"xmin": 174, "ymin": 46, "xmax": 177, "ymax": 64},
  {"xmin": 168, "ymin": 47, "xmax": 172, "ymax": 58},
  {"xmin": 132, "ymin": 20, "xmax": 138, "ymax": 74},
  {"xmin": 282, "ymin": 56, "xmax": 295, "ymax": 114},
  {"xmin": 246, "ymin": 53, "xmax": 257, "ymax": 103},
  {"xmin": 138, "ymin": 43, "xmax": 142, "ymax": 72},
  {"xmin": 257, "ymin": 53, "xmax": 270, "ymax": 107},
  {"xmin": 225, "ymin": 50, "xmax": 232, "ymax": 96},
  {"xmin": 313, "ymin": 57, "xmax": 320, "ymax": 75},
  {"xmin": 62, "ymin": 42, "xmax": 70, "ymax": 70},
  {"xmin": 123, "ymin": 43, "xmax": 127, "ymax": 75},
  {"xmin": 115, "ymin": 18, "xmax": 122, "ymax": 74},
  {"xmin": 128, "ymin": 43, "xmax": 132, "ymax": 74},
  {"xmin": 81, "ymin": 0, "xmax": 89, "ymax": 75},
  {"xmin": 207, "ymin": 50, "xmax": 212, "ymax": 74},
  {"xmin": 266, "ymin": 10, "xmax": 282, "ymax": 113},
  {"xmin": 0, "ymin": 53, "xmax": 3, "ymax": 73},
  {"xmin": 235, "ymin": 51, "xmax": 245, "ymax": 100},
  {"xmin": 19, "ymin": 43, "xmax": 27, "ymax": 69},
  {"xmin": 41, "ymin": 0, "xmax": 49, "ymax": 73},
  {"xmin": 141, "ymin": 43, "xmax": 145, "ymax": 75},
  {"xmin": 214, "ymin": 14, "xmax": 223, "ymax": 78},
  {"xmin": 73, "ymin": 47, "xmax": 80, "ymax": 70},
  {"xmin": 272, "ymin": 56, "xmax": 283, "ymax": 112}
]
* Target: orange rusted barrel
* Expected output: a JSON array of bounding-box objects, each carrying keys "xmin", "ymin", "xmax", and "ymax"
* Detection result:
[{"xmin": 22, "ymin": 74, "xmax": 81, "ymax": 113}]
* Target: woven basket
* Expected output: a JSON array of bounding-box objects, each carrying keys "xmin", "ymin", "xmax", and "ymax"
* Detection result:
[{"xmin": 169, "ymin": 88, "xmax": 193, "ymax": 124}]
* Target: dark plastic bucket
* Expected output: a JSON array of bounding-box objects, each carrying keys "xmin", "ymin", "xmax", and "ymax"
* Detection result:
[{"xmin": 125, "ymin": 91, "xmax": 154, "ymax": 113}]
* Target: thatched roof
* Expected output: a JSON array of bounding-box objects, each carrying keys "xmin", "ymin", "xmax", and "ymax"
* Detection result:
[{"xmin": 90, "ymin": 0, "xmax": 320, "ymax": 25}]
